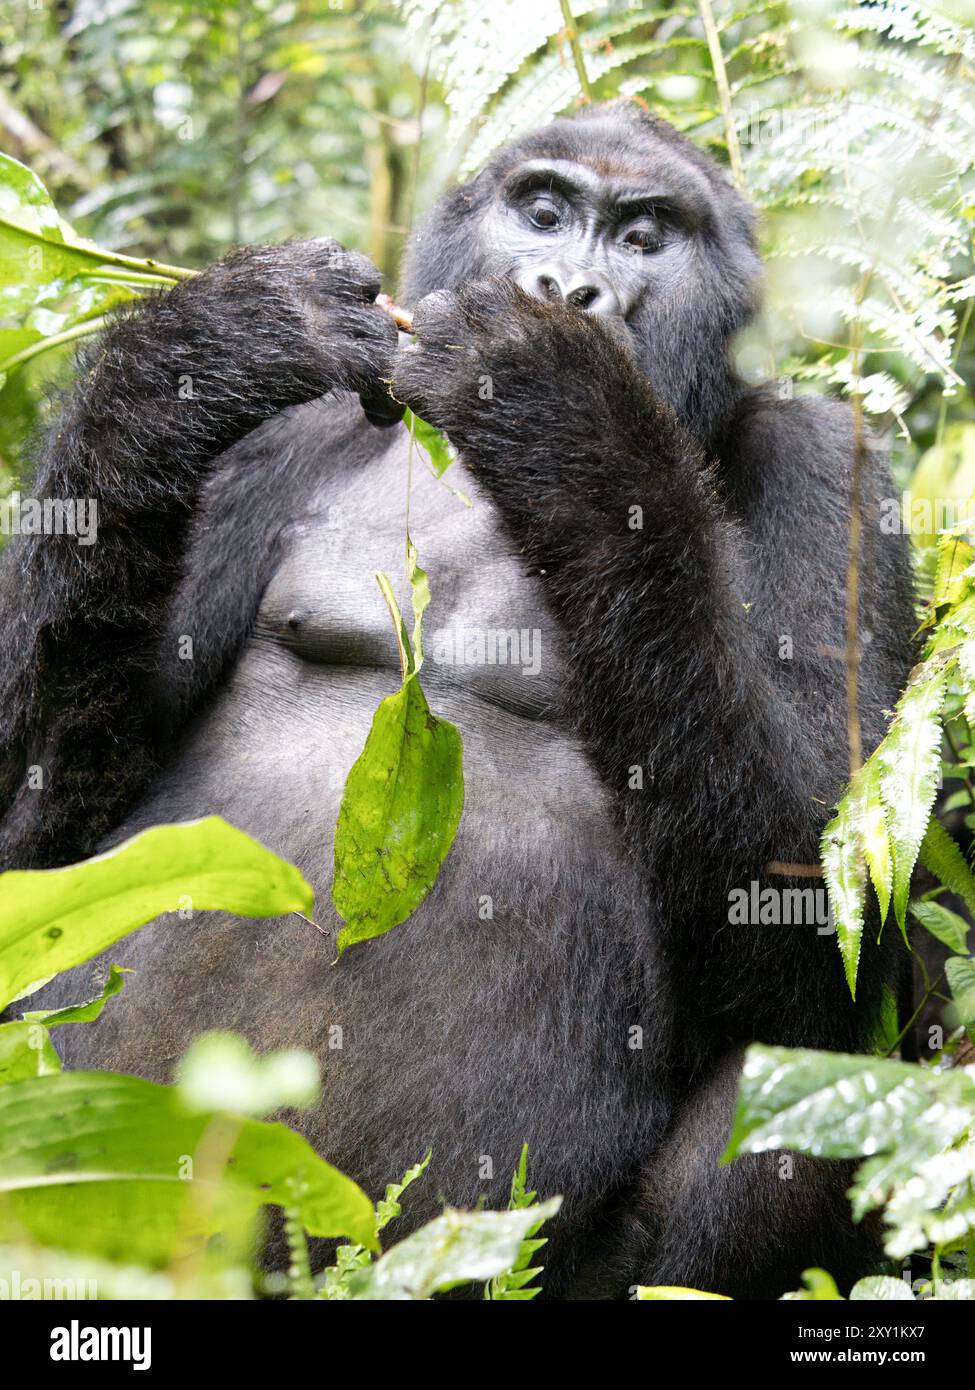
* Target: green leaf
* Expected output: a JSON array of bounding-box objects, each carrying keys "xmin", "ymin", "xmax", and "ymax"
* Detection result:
[
  {"xmin": 821, "ymin": 780, "xmax": 869, "ymax": 998},
  {"xmin": 0, "ymin": 1070, "xmax": 377, "ymax": 1262},
  {"xmin": 946, "ymin": 955, "xmax": 975, "ymax": 1039},
  {"xmin": 375, "ymin": 1151, "xmax": 431, "ymax": 1233},
  {"xmin": 724, "ymin": 1044, "xmax": 975, "ymax": 1168},
  {"xmin": 909, "ymin": 899, "xmax": 971, "ymax": 955},
  {"xmin": 344, "ymin": 1201, "xmax": 562, "ymax": 1300},
  {"xmin": 0, "ymin": 1022, "xmax": 60, "ymax": 1085},
  {"xmin": 22, "ymin": 964, "xmax": 130, "ymax": 1026},
  {"xmin": 918, "ymin": 817, "xmax": 975, "ymax": 920},
  {"xmin": 878, "ymin": 666, "xmax": 947, "ymax": 935},
  {"xmin": 332, "ymin": 678, "xmax": 464, "ymax": 954},
  {"xmin": 636, "ymin": 1284, "xmax": 731, "ymax": 1300},
  {"xmin": 0, "ymin": 817, "xmax": 314, "ymax": 1011},
  {"xmin": 850, "ymin": 1275, "xmax": 915, "ymax": 1300},
  {"xmin": 724, "ymin": 1043, "xmax": 975, "ymax": 1260},
  {"xmin": 405, "ymin": 409, "xmax": 456, "ymax": 478},
  {"xmin": 791, "ymin": 1268, "xmax": 843, "ymax": 1301}
]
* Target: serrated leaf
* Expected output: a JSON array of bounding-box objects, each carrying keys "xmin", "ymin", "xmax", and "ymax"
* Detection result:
[
  {"xmin": 918, "ymin": 817, "xmax": 975, "ymax": 920},
  {"xmin": 878, "ymin": 666, "xmax": 947, "ymax": 936},
  {"xmin": 345, "ymin": 1201, "xmax": 561, "ymax": 1300}
]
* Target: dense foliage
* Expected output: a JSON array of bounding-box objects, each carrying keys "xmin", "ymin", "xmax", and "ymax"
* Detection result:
[{"xmin": 1, "ymin": 0, "xmax": 974, "ymax": 1300}]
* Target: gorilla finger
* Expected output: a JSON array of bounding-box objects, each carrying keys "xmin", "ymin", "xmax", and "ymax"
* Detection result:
[
  {"xmin": 303, "ymin": 239, "xmax": 384, "ymax": 305},
  {"xmin": 360, "ymin": 390, "xmax": 406, "ymax": 429}
]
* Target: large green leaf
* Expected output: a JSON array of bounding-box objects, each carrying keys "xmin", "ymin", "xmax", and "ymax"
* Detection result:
[
  {"xmin": 0, "ymin": 817, "xmax": 314, "ymax": 1010},
  {"xmin": 331, "ymin": 554, "xmax": 463, "ymax": 954},
  {"xmin": 344, "ymin": 1201, "xmax": 561, "ymax": 1300},
  {"xmin": 0, "ymin": 1070, "xmax": 377, "ymax": 1262},
  {"xmin": 332, "ymin": 678, "xmax": 464, "ymax": 953}
]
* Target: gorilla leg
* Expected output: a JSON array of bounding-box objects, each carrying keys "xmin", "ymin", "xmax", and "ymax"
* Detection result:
[{"xmin": 628, "ymin": 1047, "xmax": 881, "ymax": 1299}]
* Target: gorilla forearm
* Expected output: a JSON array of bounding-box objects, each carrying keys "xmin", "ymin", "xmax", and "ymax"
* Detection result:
[
  {"xmin": 0, "ymin": 241, "xmax": 397, "ymax": 868},
  {"xmin": 394, "ymin": 279, "xmax": 913, "ymax": 1046}
]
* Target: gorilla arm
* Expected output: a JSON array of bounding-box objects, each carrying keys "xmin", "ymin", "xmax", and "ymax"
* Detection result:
[
  {"xmin": 0, "ymin": 241, "xmax": 398, "ymax": 869},
  {"xmin": 392, "ymin": 277, "xmax": 915, "ymax": 1053}
]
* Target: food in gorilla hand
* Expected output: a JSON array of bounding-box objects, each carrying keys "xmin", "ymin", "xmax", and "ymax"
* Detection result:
[{"xmin": 376, "ymin": 292, "xmax": 414, "ymax": 333}]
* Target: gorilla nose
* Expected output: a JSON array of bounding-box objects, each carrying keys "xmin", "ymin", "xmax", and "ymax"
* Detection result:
[{"xmin": 519, "ymin": 264, "xmax": 622, "ymax": 317}]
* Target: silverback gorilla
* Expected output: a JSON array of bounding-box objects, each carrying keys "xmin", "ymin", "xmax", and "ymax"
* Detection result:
[{"xmin": 0, "ymin": 103, "xmax": 915, "ymax": 1297}]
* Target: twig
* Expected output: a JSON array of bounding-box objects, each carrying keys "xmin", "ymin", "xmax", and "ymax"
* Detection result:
[
  {"xmin": 697, "ymin": 0, "xmax": 745, "ymax": 192},
  {"xmin": 558, "ymin": 0, "xmax": 593, "ymax": 103}
]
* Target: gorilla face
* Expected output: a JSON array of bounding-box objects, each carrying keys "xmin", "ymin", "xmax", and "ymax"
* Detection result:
[
  {"xmin": 477, "ymin": 154, "xmax": 698, "ymax": 352},
  {"xmin": 402, "ymin": 104, "xmax": 763, "ymax": 442}
]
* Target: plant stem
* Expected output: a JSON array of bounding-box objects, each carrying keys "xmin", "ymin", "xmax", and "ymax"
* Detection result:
[
  {"xmin": 697, "ymin": 0, "xmax": 745, "ymax": 191},
  {"xmin": 0, "ymin": 215, "xmax": 193, "ymax": 279},
  {"xmin": 0, "ymin": 315, "xmax": 110, "ymax": 373},
  {"xmin": 558, "ymin": 0, "xmax": 592, "ymax": 102}
]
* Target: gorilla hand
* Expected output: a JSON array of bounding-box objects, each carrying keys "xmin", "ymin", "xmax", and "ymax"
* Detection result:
[
  {"xmin": 390, "ymin": 276, "xmax": 656, "ymax": 467},
  {"xmin": 194, "ymin": 238, "xmax": 401, "ymax": 420}
]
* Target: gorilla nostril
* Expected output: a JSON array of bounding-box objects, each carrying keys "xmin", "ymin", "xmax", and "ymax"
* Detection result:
[
  {"xmin": 537, "ymin": 274, "xmax": 563, "ymax": 303},
  {"xmin": 567, "ymin": 284, "xmax": 600, "ymax": 310}
]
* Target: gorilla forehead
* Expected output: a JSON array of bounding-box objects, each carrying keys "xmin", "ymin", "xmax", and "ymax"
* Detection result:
[{"xmin": 490, "ymin": 109, "xmax": 721, "ymax": 219}]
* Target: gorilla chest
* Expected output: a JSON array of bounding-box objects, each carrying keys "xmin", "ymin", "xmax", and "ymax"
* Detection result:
[{"xmin": 253, "ymin": 431, "xmax": 565, "ymax": 719}]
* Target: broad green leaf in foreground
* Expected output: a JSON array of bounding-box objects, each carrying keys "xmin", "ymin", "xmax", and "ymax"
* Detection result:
[
  {"xmin": 345, "ymin": 1201, "xmax": 562, "ymax": 1300},
  {"xmin": 0, "ymin": 1070, "xmax": 377, "ymax": 1263},
  {"xmin": 0, "ymin": 817, "xmax": 314, "ymax": 1011}
]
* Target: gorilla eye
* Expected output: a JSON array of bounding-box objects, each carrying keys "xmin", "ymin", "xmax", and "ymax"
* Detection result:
[
  {"xmin": 623, "ymin": 226, "xmax": 663, "ymax": 254},
  {"xmin": 527, "ymin": 199, "xmax": 560, "ymax": 230}
]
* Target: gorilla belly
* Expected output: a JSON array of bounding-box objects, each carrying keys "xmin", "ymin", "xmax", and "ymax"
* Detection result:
[{"xmin": 43, "ymin": 424, "xmax": 667, "ymax": 1245}]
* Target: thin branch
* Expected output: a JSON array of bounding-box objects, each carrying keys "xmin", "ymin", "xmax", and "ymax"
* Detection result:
[
  {"xmin": 558, "ymin": 0, "xmax": 593, "ymax": 103},
  {"xmin": 697, "ymin": 0, "xmax": 745, "ymax": 191},
  {"xmin": 0, "ymin": 316, "xmax": 110, "ymax": 374}
]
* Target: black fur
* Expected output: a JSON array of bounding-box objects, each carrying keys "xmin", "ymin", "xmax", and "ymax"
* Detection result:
[{"xmin": 0, "ymin": 103, "xmax": 915, "ymax": 1298}]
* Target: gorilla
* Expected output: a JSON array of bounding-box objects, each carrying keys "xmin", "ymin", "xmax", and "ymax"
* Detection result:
[{"xmin": 0, "ymin": 103, "xmax": 914, "ymax": 1298}]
